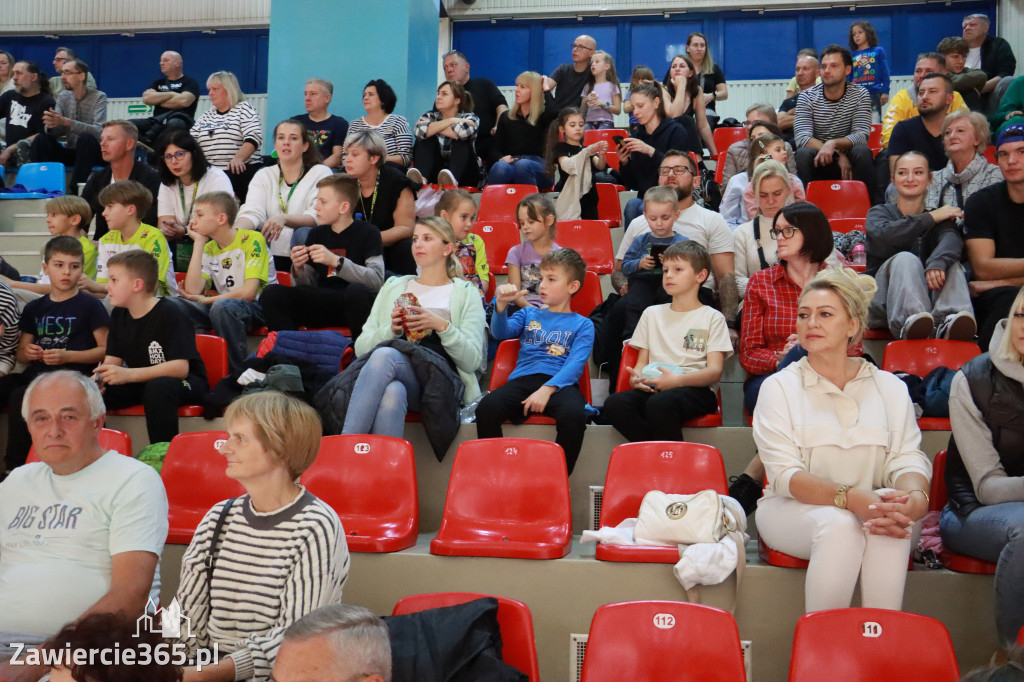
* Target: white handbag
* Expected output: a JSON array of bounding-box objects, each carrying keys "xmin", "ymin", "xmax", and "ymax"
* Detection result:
[{"xmin": 634, "ymin": 489, "xmax": 739, "ymax": 546}]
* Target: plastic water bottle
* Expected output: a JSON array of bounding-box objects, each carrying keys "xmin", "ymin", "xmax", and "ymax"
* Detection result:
[{"xmin": 851, "ymin": 244, "xmax": 866, "ymax": 267}]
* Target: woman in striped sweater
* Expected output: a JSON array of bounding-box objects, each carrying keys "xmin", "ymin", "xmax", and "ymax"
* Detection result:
[
  {"xmin": 344, "ymin": 79, "xmax": 413, "ymax": 168},
  {"xmin": 190, "ymin": 71, "xmax": 265, "ymax": 202},
  {"xmin": 176, "ymin": 392, "xmax": 348, "ymax": 682}
]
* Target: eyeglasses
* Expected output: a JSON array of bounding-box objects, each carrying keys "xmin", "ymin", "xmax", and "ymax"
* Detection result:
[
  {"xmin": 572, "ymin": 43, "xmax": 594, "ymax": 51},
  {"xmin": 61, "ymin": 70, "xmax": 82, "ymax": 76},
  {"xmin": 658, "ymin": 166, "xmax": 693, "ymax": 176},
  {"xmin": 769, "ymin": 226, "xmax": 800, "ymax": 239},
  {"xmin": 163, "ymin": 150, "xmax": 189, "ymax": 162}
]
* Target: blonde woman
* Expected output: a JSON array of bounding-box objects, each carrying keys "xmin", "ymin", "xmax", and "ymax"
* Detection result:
[
  {"xmin": 733, "ymin": 160, "xmax": 795, "ymax": 297},
  {"xmin": 927, "ymin": 110, "xmax": 1004, "ymax": 210},
  {"xmin": 190, "ymin": 71, "xmax": 264, "ymax": 201},
  {"xmin": 686, "ymin": 32, "xmax": 728, "ymax": 117},
  {"xmin": 487, "ymin": 71, "xmax": 556, "ymax": 187},
  {"xmin": 755, "ymin": 267, "xmax": 931, "ymax": 612}
]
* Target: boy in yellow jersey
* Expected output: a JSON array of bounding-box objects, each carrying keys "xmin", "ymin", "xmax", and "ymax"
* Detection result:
[
  {"xmin": 81, "ymin": 179, "xmax": 178, "ymax": 297},
  {"xmin": 167, "ymin": 191, "xmax": 270, "ymax": 374}
]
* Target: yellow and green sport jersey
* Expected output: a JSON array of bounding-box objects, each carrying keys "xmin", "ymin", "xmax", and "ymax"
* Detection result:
[
  {"xmin": 96, "ymin": 224, "xmax": 178, "ymax": 296},
  {"xmin": 201, "ymin": 229, "xmax": 270, "ymax": 295},
  {"xmin": 79, "ymin": 235, "xmax": 97, "ymax": 279}
]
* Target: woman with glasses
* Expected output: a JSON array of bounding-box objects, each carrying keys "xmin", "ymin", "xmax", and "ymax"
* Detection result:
[
  {"xmin": 729, "ymin": 202, "xmax": 859, "ymax": 514},
  {"xmin": 755, "ymin": 265, "xmax": 930, "ymax": 613},
  {"xmin": 155, "ymin": 129, "xmax": 233, "ymax": 267}
]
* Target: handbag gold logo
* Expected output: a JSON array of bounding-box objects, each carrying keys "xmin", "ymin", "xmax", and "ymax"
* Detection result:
[{"xmin": 666, "ymin": 501, "xmax": 688, "ymax": 519}]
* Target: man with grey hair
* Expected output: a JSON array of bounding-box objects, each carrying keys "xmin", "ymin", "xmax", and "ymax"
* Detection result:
[
  {"xmin": 292, "ymin": 78, "xmax": 348, "ymax": 169},
  {"xmin": 272, "ymin": 604, "xmax": 392, "ymax": 682},
  {"xmin": 49, "ymin": 47, "xmax": 97, "ymax": 95},
  {"xmin": 720, "ymin": 103, "xmax": 796, "ymax": 186},
  {"xmin": 962, "ymin": 13, "xmax": 1016, "ymax": 111},
  {"xmin": 0, "ymin": 370, "xmax": 168, "ymax": 682}
]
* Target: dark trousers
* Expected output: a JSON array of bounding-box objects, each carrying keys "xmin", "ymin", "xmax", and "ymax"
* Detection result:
[
  {"xmin": 30, "ymin": 132, "xmax": 103, "ymax": 189},
  {"xmin": 227, "ymin": 163, "xmax": 261, "ymax": 202},
  {"xmin": 412, "ymin": 137, "xmax": 480, "ymax": 187},
  {"xmin": 742, "ymin": 345, "xmax": 808, "ymax": 413},
  {"xmin": 602, "ymin": 385, "xmax": 717, "ymax": 442},
  {"xmin": 0, "ymin": 373, "xmax": 36, "ymax": 471},
  {"xmin": 385, "ymin": 239, "xmax": 417, "ymax": 276},
  {"xmin": 260, "ymin": 282, "xmax": 376, "ymax": 340},
  {"xmin": 975, "ymin": 286, "xmax": 1019, "ymax": 352},
  {"xmin": 103, "ymin": 375, "xmax": 206, "ymax": 445},
  {"xmin": 794, "ymin": 143, "xmax": 876, "ymax": 203},
  {"xmin": 475, "ymin": 373, "xmax": 588, "ymax": 474}
]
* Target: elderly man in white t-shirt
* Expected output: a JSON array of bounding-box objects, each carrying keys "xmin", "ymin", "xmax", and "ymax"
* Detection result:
[{"xmin": 0, "ymin": 371, "xmax": 168, "ymax": 682}]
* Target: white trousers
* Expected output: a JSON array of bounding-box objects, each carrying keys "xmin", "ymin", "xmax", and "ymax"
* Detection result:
[{"xmin": 757, "ymin": 495, "xmax": 912, "ymax": 612}]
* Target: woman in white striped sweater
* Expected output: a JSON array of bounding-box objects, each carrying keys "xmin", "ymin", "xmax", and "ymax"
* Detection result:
[
  {"xmin": 176, "ymin": 392, "xmax": 349, "ymax": 682},
  {"xmin": 190, "ymin": 71, "xmax": 265, "ymax": 202},
  {"xmin": 344, "ymin": 79, "xmax": 413, "ymax": 168}
]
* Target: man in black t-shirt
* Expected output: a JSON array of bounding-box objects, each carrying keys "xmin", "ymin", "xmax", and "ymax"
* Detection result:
[
  {"xmin": 888, "ymin": 73, "xmax": 955, "ymax": 176},
  {"xmin": 544, "ymin": 35, "xmax": 597, "ymax": 113},
  {"xmin": 142, "ymin": 51, "xmax": 200, "ymax": 121},
  {"xmin": 964, "ymin": 124, "xmax": 1024, "ymax": 349},
  {"xmin": 292, "ymin": 78, "xmax": 348, "ymax": 169},
  {"xmin": 442, "ymin": 50, "xmax": 508, "ymax": 164},
  {"xmin": 0, "ymin": 61, "xmax": 55, "ymax": 168}
]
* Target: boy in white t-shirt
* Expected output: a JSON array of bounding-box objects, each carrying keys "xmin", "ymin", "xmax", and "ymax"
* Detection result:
[
  {"xmin": 167, "ymin": 191, "xmax": 270, "ymax": 375},
  {"xmin": 601, "ymin": 240, "xmax": 733, "ymax": 441}
]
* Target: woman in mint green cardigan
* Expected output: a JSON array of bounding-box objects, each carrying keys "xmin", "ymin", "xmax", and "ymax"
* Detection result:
[{"xmin": 342, "ymin": 216, "xmax": 486, "ymax": 438}]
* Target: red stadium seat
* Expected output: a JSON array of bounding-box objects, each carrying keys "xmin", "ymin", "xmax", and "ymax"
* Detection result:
[
  {"xmin": 27, "ymin": 428, "xmax": 133, "ymax": 463},
  {"xmin": 276, "ymin": 271, "xmax": 292, "ymax": 286},
  {"xmin": 107, "ymin": 334, "xmax": 229, "ymax": 418},
  {"xmin": 161, "ymin": 431, "xmax": 244, "ymax": 544},
  {"xmin": 713, "ymin": 127, "xmax": 747, "ymax": 154},
  {"xmin": 584, "ymin": 129, "xmax": 628, "ymax": 171},
  {"xmin": 300, "ymin": 435, "xmax": 417, "ymax": 552},
  {"xmin": 471, "ymin": 220, "xmax": 520, "ymax": 275},
  {"xmin": 713, "ymin": 151, "xmax": 728, "ymax": 185},
  {"xmin": 298, "ymin": 325, "xmax": 351, "ymax": 336},
  {"xmin": 430, "ymin": 438, "xmax": 572, "ymax": 559},
  {"xmin": 595, "ymin": 183, "xmax": 622, "ymax": 227},
  {"xmin": 881, "ymin": 340, "xmax": 981, "ymax": 430},
  {"xmin": 861, "ymin": 328, "xmax": 894, "ymax": 340},
  {"xmin": 174, "ymin": 271, "xmax": 186, "ymax": 286},
  {"xmin": 614, "ymin": 343, "xmax": 723, "ymax": 426},
  {"xmin": 829, "ymin": 218, "xmax": 866, "ymax": 234},
  {"xmin": 477, "ymin": 184, "xmax": 538, "ymax": 223},
  {"xmin": 580, "ymin": 601, "xmax": 746, "ymax": 682},
  {"xmin": 555, "ymin": 220, "xmax": 614, "ymax": 273},
  {"xmin": 788, "ymin": 608, "xmax": 959, "ymax": 682},
  {"xmin": 571, "ymin": 270, "xmax": 603, "ymax": 317},
  {"xmin": 488, "ymin": 339, "xmax": 591, "ymax": 425},
  {"xmin": 392, "ymin": 593, "xmax": 539, "ymax": 682},
  {"xmin": 805, "ymin": 180, "xmax": 871, "ymax": 220},
  {"xmin": 596, "ymin": 442, "xmax": 728, "ymax": 563},
  {"xmin": 929, "ymin": 449, "xmax": 996, "ymax": 574},
  {"xmin": 868, "ymin": 123, "xmax": 883, "ymax": 156},
  {"xmin": 984, "ymin": 145, "xmax": 997, "ymax": 165}
]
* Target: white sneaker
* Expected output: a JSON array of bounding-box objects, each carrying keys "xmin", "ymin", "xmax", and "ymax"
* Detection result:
[
  {"xmin": 901, "ymin": 312, "xmax": 935, "ymax": 340},
  {"xmin": 438, "ymin": 169, "xmax": 458, "ymax": 187},
  {"xmin": 406, "ymin": 168, "xmax": 425, "ymax": 186},
  {"xmin": 937, "ymin": 311, "xmax": 977, "ymax": 341}
]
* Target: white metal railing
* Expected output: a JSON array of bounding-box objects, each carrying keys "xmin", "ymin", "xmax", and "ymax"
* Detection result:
[{"xmin": 107, "ymin": 95, "xmax": 269, "ymax": 153}]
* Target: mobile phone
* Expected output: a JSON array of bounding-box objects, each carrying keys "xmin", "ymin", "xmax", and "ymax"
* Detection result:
[
  {"xmin": 612, "ymin": 135, "xmax": 625, "ymax": 147},
  {"xmin": 649, "ymin": 244, "xmax": 669, "ymax": 262}
]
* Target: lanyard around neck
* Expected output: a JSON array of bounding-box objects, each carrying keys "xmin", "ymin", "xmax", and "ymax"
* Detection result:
[
  {"xmin": 359, "ymin": 171, "xmax": 380, "ymax": 220},
  {"xmin": 179, "ymin": 181, "xmax": 199, "ymax": 222},
  {"xmin": 278, "ymin": 165, "xmax": 307, "ymax": 214}
]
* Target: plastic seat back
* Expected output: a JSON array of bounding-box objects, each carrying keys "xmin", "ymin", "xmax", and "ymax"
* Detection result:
[
  {"xmin": 829, "ymin": 218, "xmax": 866, "ymax": 234},
  {"xmin": 489, "ymin": 339, "xmax": 592, "ymax": 403},
  {"xmin": 788, "ymin": 608, "xmax": 959, "ymax": 682},
  {"xmin": 300, "ymin": 435, "xmax": 418, "ymax": 552},
  {"xmin": 930, "ymin": 450, "xmax": 997, "ymax": 573},
  {"xmin": 984, "ymin": 145, "xmax": 997, "ymax": 164},
  {"xmin": 27, "ymin": 427, "xmax": 133, "ymax": 463},
  {"xmin": 595, "ymin": 183, "xmax": 622, "ymax": 227},
  {"xmin": 805, "ymin": 181, "xmax": 871, "ymax": 220},
  {"xmin": 431, "ymin": 438, "xmax": 571, "ymax": 559},
  {"xmin": 276, "ymin": 271, "xmax": 292, "ymax": 286},
  {"xmin": 15, "ymin": 162, "xmax": 66, "ymax": 194},
  {"xmin": 600, "ymin": 442, "xmax": 728, "ymax": 528},
  {"xmin": 477, "ymin": 184, "xmax": 538, "ymax": 223},
  {"xmin": 868, "ymin": 123, "xmax": 883, "ymax": 154},
  {"xmin": 555, "ymin": 220, "xmax": 614, "ymax": 273},
  {"xmin": 584, "ymin": 129, "xmax": 628, "ymax": 170},
  {"xmin": 713, "ymin": 127, "xmax": 747, "ymax": 154},
  {"xmin": 392, "ymin": 592, "xmax": 539, "ymax": 682},
  {"xmin": 196, "ymin": 333, "xmax": 229, "ymax": 389},
  {"xmin": 161, "ymin": 431, "xmax": 244, "ymax": 544},
  {"xmin": 571, "ymin": 270, "xmax": 603, "ymax": 317},
  {"xmin": 471, "ymin": 220, "xmax": 520, "ymax": 275},
  {"xmin": 580, "ymin": 601, "xmax": 747, "ymax": 681},
  {"xmin": 713, "ymin": 150, "xmax": 728, "ymax": 185},
  {"xmin": 930, "ymin": 449, "xmax": 948, "ymax": 512},
  {"xmin": 881, "ymin": 339, "xmax": 980, "ymax": 377}
]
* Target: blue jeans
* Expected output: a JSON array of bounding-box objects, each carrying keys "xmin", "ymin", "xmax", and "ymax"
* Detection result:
[
  {"xmin": 623, "ymin": 197, "xmax": 643, "ymax": 227},
  {"xmin": 486, "ymin": 155, "xmax": 553, "ymax": 188},
  {"xmin": 341, "ymin": 347, "xmax": 422, "ymax": 438},
  {"xmin": 165, "ymin": 296, "xmax": 265, "ymax": 376},
  {"xmin": 940, "ymin": 503, "xmax": 1024, "ymax": 646},
  {"xmin": 743, "ymin": 345, "xmax": 808, "ymax": 414},
  {"xmin": 290, "ymin": 226, "xmax": 312, "ymax": 250}
]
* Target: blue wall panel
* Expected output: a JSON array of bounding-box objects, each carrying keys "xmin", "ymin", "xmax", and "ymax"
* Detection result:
[
  {"xmin": 629, "ymin": 21, "xmax": 703, "ymax": 82},
  {"xmin": 454, "ymin": 25, "xmax": 531, "ymax": 86},
  {"xmin": 542, "ymin": 24, "xmax": 618, "ymax": 77},
  {"xmin": 98, "ymin": 39, "xmax": 165, "ymax": 96},
  {"xmin": 723, "ymin": 18, "xmax": 798, "ymax": 80}
]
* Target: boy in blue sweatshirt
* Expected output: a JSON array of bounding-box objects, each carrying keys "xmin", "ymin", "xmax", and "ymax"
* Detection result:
[{"xmin": 475, "ymin": 247, "xmax": 594, "ymax": 474}]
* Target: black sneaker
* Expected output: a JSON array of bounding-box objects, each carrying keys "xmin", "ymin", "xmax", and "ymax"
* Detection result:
[{"xmin": 728, "ymin": 473, "xmax": 763, "ymax": 516}]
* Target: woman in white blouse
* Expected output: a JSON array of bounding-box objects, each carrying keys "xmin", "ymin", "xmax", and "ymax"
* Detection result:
[
  {"xmin": 754, "ymin": 266, "xmax": 931, "ymax": 612},
  {"xmin": 155, "ymin": 130, "xmax": 233, "ymax": 268},
  {"xmin": 190, "ymin": 71, "xmax": 264, "ymax": 201},
  {"xmin": 733, "ymin": 160, "xmax": 792, "ymax": 299},
  {"xmin": 235, "ymin": 119, "xmax": 332, "ymax": 271}
]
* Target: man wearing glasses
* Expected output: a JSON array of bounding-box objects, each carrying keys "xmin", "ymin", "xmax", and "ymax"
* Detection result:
[
  {"xmin": 544, "ymin": 35, "xmax": 597, "ymax": 112},
  {"xmin": 48, "ymin": 47, "xmax": 97, "ymax": 96},
  {"xmin": 80, "ymin": 121, "xmax": 161, "ymax": 239},
  {"xmin": 31, "ymin": 58, "xmax": 106, "ymax": 188}
]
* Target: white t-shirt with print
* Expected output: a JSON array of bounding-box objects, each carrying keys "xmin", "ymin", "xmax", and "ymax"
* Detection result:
[{"xmin": 630, "ymin": 303, "xmax": 733, "ymax": 391}]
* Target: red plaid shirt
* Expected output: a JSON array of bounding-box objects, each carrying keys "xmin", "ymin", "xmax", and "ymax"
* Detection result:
[{"xmin": 740, "ymin": 263, "xmax": 861, "ymax": 375}]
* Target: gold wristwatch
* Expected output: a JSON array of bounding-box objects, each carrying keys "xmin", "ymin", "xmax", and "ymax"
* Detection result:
[{"xmin": 834, "ymin": 485, "xmax": 852, "ymax": 509}]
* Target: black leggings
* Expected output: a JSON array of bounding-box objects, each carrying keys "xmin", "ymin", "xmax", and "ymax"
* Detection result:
[
  {"xmin": 103, "ymin": 375, "xmax": 207, "ymax": 445},
  {"xmin": 602, "ymin": 386, "xmax": 717, "ymax": 442},
  {"xmin": 259, "ymin": 283, "xmax": 377, "ymax": 340},
  {"xmin": 412, "ymin": 136, "xmax": 479, "ymax": 186}
]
